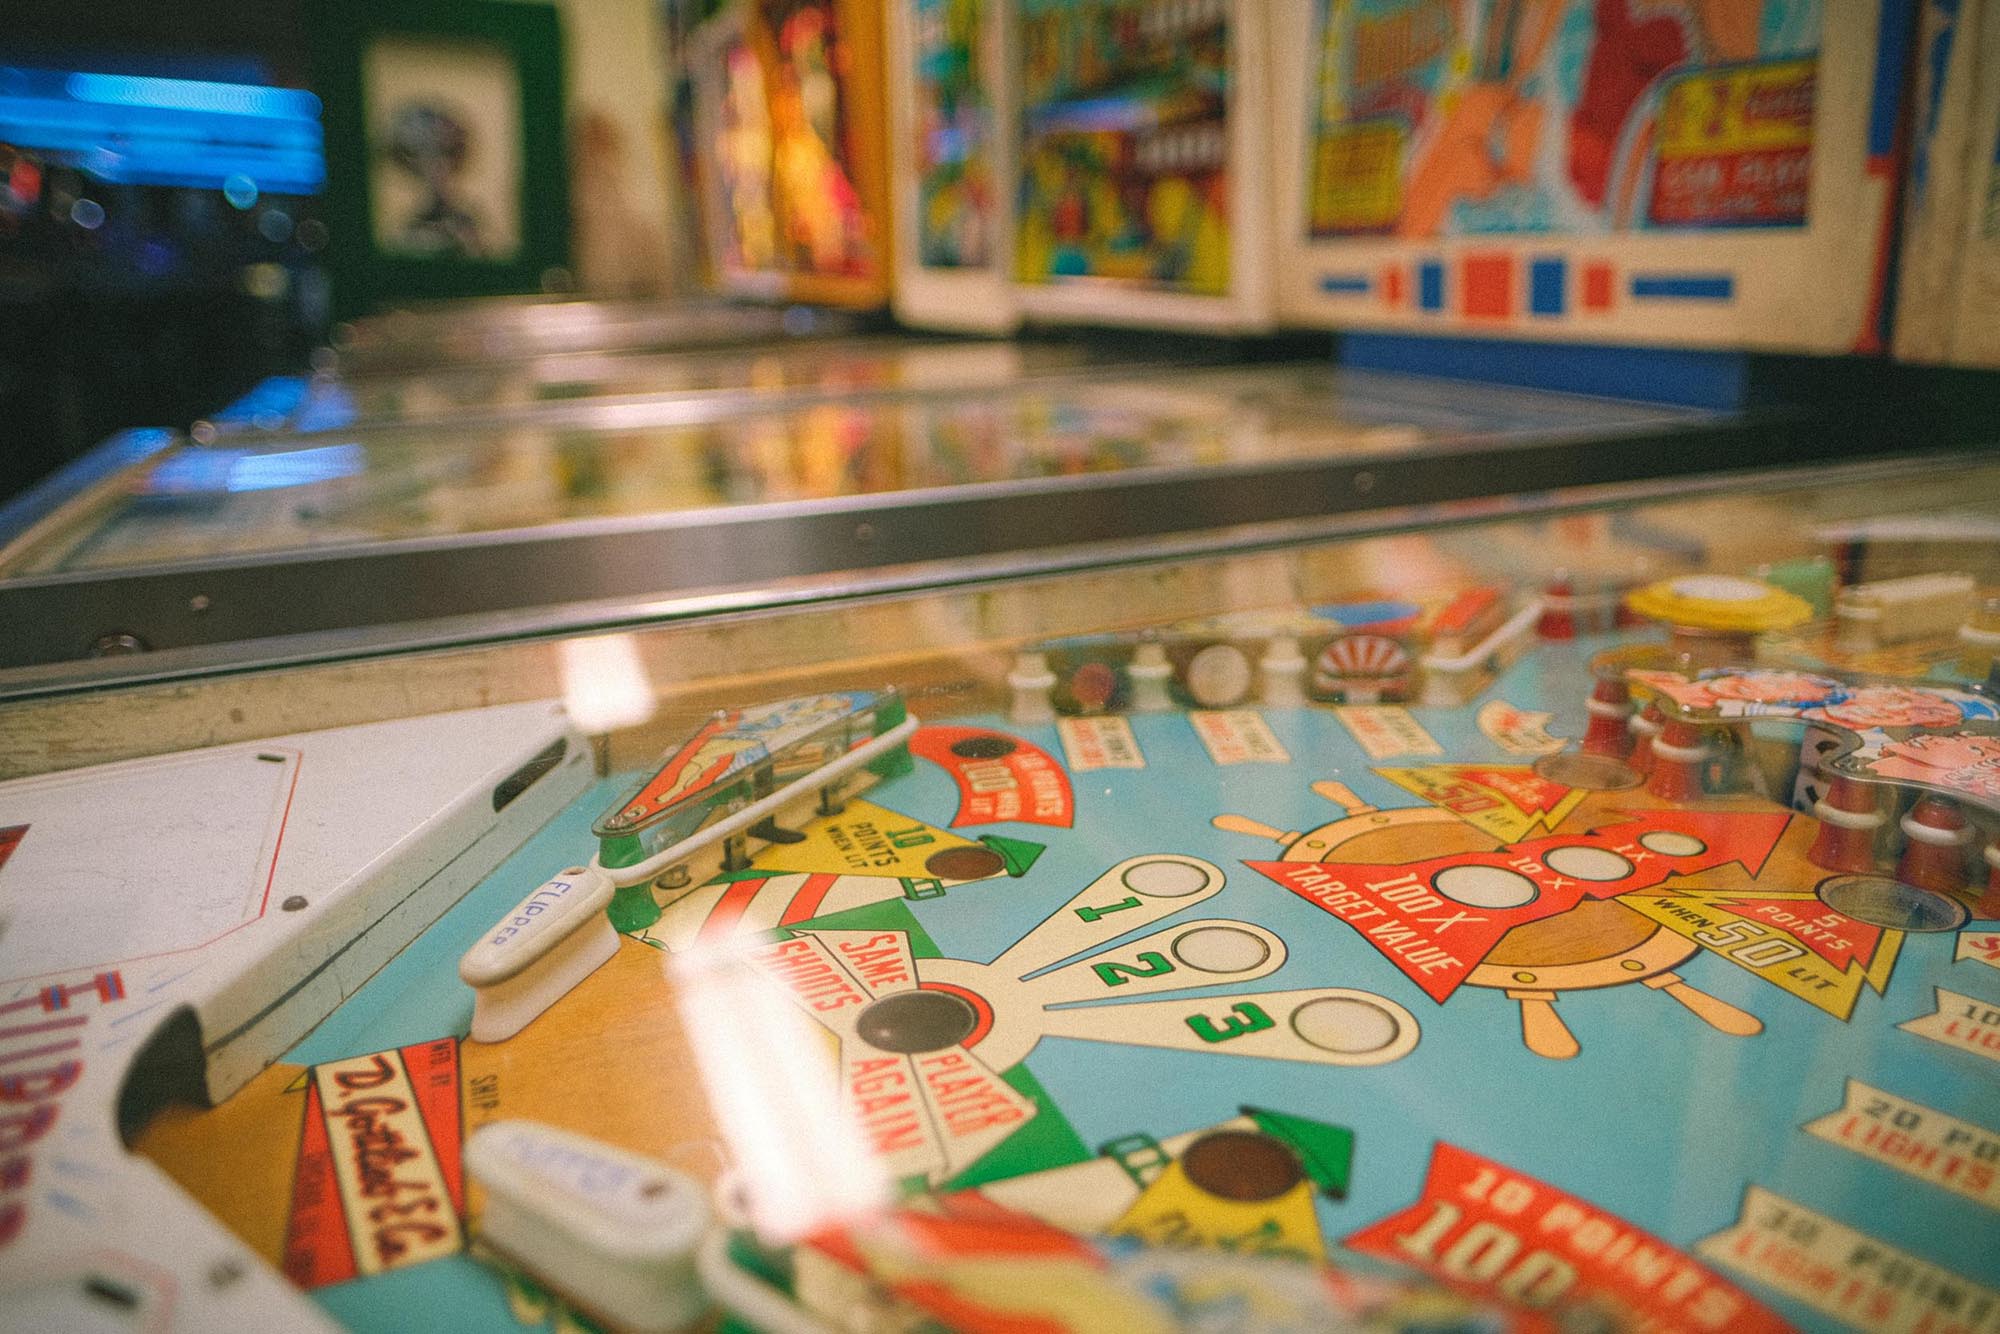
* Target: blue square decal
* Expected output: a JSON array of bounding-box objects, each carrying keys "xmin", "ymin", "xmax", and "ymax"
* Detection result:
[
  {"xmin": 1417, "ymin": 261, "xmax": 1445, "ymax": 312},
  {"xmin": 1529, "ymin": 258, "xmax": 1566, "ymax": 316}
]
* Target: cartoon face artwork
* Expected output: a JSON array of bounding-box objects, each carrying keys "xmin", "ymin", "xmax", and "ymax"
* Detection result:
[{"xmin": 1629, "ymin": 667, "xmax": 2000, "ymax": 814}]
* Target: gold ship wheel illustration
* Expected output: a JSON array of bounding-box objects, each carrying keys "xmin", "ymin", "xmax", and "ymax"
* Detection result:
[{"xmin": 1215, "ymin": 780, "xmax": 1763, "ymax": 1059}]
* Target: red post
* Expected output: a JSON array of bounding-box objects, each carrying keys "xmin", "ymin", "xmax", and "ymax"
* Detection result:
[
  {"xmin": 1628, "ymin": 701, "xmax": 1663, "ymax": 777},
  {"xmin": 1807, "ymin": 774, "xmax": 1884, "ymax": 874},
  {"xmin": 1646, "ymin": 718, "xmax": 1711, "ymax": 801},
  {"xmin": 1896, "ymin": 795, "xmax": 1972, "ymax": 895},
  {"xmin": 1581, "ymin": 671, "xmax": 1634, "ymax": 759},
  {"xmin": 1538, "ymin": 577, "xmax": 1576, "ymax": 640}
]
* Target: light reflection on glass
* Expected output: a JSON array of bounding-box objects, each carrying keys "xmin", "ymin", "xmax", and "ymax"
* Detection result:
[
  {"xmin": 671, "ymin": 940, "xmax": 891, "ymax": 1242},
  {"xmin": 140, "ymin": 442, "xmax": 365, "ymax": 496},
  {"xmin": 222, "ymin": 443, "xmax": 362, "ymax": 492},
  {"xmin": 557, "ymin": 634, "xmax": 657, "ymax": 734}
]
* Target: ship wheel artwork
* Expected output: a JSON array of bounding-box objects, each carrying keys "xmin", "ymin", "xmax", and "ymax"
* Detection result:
[{"xmin": 1215, "ymin": 781, "xmax": 1765, "ymax": 1059}]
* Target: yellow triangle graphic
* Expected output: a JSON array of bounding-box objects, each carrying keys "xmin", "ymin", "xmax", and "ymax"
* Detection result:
[
  {"xmin": 1109, "ymin": 1159, "xmax": 1324, "ymax": 1259},
  {"xmin": 1376, "ymin": 764, "xmax": 1586, "ymax": 841},
  {"xmin": 753, "ymin": 798, "xmax": 982, "ymax": 878}
]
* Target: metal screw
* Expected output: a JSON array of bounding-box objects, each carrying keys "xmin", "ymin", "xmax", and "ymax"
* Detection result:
[
  {"xmin": 282, "ymin": 896, "xmax": 309, "ymax": 912},
  {"xmin": 853, "ymin": 522, "xmax": 877, "ymax": 543},
  {"xmin": 189, "ymin": 594, "xmax": 212, "ymax": 613},
  {"xmin": 1354, "ymin": 471, "xmax": 1376, "ymax": 493},
  {"xmin": 89, "ymin": 633, "xmax": 147, "ymax": 657}
]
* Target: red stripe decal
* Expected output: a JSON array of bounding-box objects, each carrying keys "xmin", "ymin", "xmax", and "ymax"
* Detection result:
[
  {"xmin": 257, "ymin": 752, "xmax": 303, "ymax": 916},
  {"xmin": 0, "ymin": 1038, "xmax": 81, "ymax": 1068},
  {"xmin": 0, "ymin": 1015, "xmax": 88, "ymax": 1042},
  {"xmin": 702, "ymin": 878, "xmax": 768, "ymax": 939},
  {"xmin": 405, "ymin": 1039, "xmax": 465, "ymax": 1211},
  {"xmin": 282, "ymin": 1079, "xmax": 357, "ymax": 1288},
  {"xmin": 780, "ymin": 874, "xmax": 841, "ymax": 926}
]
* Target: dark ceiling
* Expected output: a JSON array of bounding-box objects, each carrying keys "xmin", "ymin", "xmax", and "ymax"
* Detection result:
[{"xmin": 3, "ymin": 0, "xmax": 311, "ymax": 84}]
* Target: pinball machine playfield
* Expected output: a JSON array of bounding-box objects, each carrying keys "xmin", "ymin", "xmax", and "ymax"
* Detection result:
[{"xmin": 4, "ymin": 460, "xmax": 2000, "ymax": 1334}]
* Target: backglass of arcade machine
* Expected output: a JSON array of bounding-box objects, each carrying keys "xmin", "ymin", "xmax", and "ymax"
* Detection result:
[
  {"xmin": 1008, "ymin": 0, "xmax": 1276, "ymax": 331},
  {"xmin": 887, "ymin": 0, "xmax": 1278, "ymax": 335},
  {"xmin": 685, "ymin": 0, "xmax": 895, "ymax": 310},
  {"xmin": 1272, "ymin": 0, "xmax": 1908, "ymax": 353},
  {"xmin": 886, "ymin": 0, "xmax": 1019, "ymax": 332}
]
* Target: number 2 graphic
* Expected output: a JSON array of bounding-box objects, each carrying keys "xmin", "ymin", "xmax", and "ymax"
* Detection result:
[{"xmin": 1094, "ymin": 952, "xmax": 1174, "ymax": 987}]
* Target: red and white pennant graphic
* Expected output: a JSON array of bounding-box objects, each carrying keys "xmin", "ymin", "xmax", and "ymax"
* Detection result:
[
  {"xmin": 910, "ymin": 726, "xmax": 1074, "ymax": 828},
  {"xmin": 1248, "ymin": 810, "xmax": 1791, "ymax": 1001}
]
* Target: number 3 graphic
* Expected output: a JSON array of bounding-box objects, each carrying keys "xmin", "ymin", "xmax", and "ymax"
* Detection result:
[{"xmin": 1186, "ymin": 1001, "xmax": 1274, "ymax": 1043}]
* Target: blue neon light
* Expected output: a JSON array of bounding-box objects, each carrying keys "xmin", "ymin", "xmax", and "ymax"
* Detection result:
[
  {"xmin": 0, "ymin": 66, "xmax": 323, "ymax": 193},
  {"xmin": 65, "ymin": 72, "xmax": 320, "ymax": 121}
]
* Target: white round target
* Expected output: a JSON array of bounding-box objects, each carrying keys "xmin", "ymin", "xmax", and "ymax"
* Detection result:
[
  {"xmin": 1122, "ymin": 859, "xmax": 1211, "ymax": 897},
  {"xmin": 1186, "ymin": 644, "xmax": 1252, "ymax": 708},
  {"xmin": 1544, "ymin": 845, "xmax": 1634, "ymax": 881},
  {"xmin": 1434, "ymin": 864, "xmax": 1538, "ymax": 908},
  {"xmin": 1170, "ymin": 925, "xmax": 1271, "ymax": 974},
  {"xmin": 1287, "ymin": 991, "xmax": 1420, "ymax": 1065},
  {"xmin": 1639, "ymin": 831, "xmax": 1707, "ymax": 857}
]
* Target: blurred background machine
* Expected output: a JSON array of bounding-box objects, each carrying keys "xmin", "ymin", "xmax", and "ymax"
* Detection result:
[{"xmin": 7, "ymin": 0, "xmax": 1996, "ymax": 672}]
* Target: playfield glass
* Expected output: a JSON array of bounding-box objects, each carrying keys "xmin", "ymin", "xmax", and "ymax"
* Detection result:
[
  {"xmin": 3, "ymin": 449, "xmax": 1998, "ymax": 1333},
  {"xmin": 328, "ymin": 297, "xmax": 843, "ymax": 375},
  {"xmin": 0, "ymin": 363, "xmax": 1701, "ymax": 576},
  {"xmin": 911, "ymin": 0, "xmax": 997, "ymax": 269},
  {"xmin": 245, "ymin": 335, "xmax": 1215, "ymax": 434}
]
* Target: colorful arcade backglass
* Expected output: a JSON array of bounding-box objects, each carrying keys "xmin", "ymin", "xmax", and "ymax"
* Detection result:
[
  {"xmin": 686, "ymin": 0, "xmax": 894, "ymax": 308},
  {"xmin": 1272, "ymin": 0, "xmax": 1909, "ymax": 351},
  {"xmin": 1010, "ymin": 0, "xmax": 1275, "ymax": 330},
  {"xmin": 887, "ymin": 0, "xmax": 1018, "ymax": 331}
]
